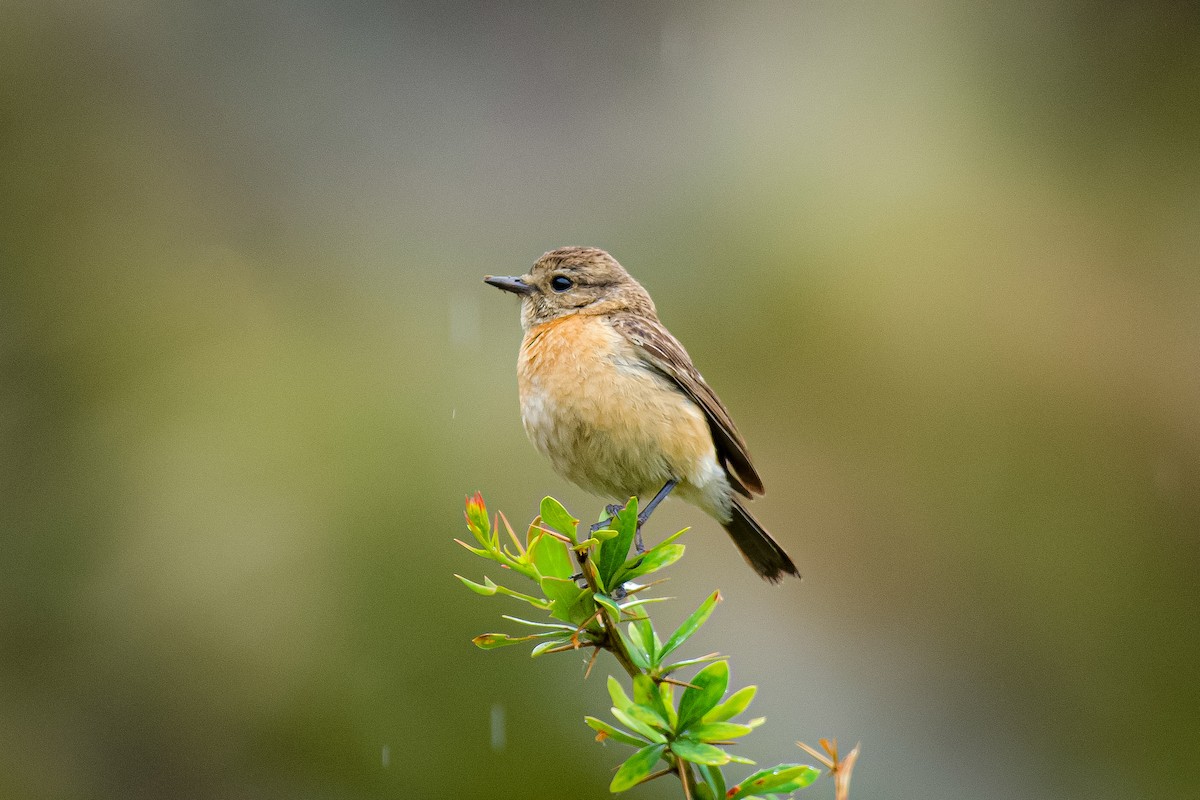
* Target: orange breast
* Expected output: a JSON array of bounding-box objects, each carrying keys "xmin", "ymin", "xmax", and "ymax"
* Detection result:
[{"xmin": 517, "ymin": 314, "xmax": 720, "ymax": 507}]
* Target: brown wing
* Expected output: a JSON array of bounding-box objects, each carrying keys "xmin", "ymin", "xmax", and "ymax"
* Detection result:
[{"xmin": 611, "ymin": 313, "xmax": 764, "ymax": 497}]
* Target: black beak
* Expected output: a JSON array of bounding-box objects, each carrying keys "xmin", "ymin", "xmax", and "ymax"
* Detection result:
[{"xmin": 484, "ymin": 275, "xmax": 534, "ymax": 295}]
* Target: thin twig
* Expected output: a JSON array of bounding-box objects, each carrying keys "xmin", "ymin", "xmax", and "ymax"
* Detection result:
[
  {"xmin": 676, "ymin": 757, "xmax": 693, "ymax": 800},
  {"xmin": 570, "ymin": 610, "xmax": 604, "ymax": 648},
  {"xmin": 583, "ymin": 645, "xmax": 601, "ymax": 679},
  {"xmin": 620, "ymin": 577, "xmax": 670, "ymax": 595},
  {"xmin": 499, "ymin": 510, "xmax": 523, "ymax": 554},
  {"xmin": 635, "ymin": 767, "xmax": 675, "ymax": 786},
  {"xmin": 530, "ymin": 524, "xmax": 572, "ymax": 543}
]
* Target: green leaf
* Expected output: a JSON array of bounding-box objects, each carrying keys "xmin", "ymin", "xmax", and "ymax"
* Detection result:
[
  {"xmin": 589, "ymin": 565, "xmax": 608, "ymax": 595},
  {"xmin": 500, "ymin": 615, "xmax": 574, "ymax": 630},
  {"xmin": 661, "ymin": 652, "xmax": 724, "ymax": 676},
  {"xmin": 608, "ymin": 675, "xmax": 633, "ymax": 712},
  {"xmin": 471, "ymin": 631, "xmax": 564, "ymax": 649},
  {"xmin": 726, "ymin": 765, "xmax": 821, "ymax": 800},
  {"xmin": 697, "ymin": 763, "xmax": 727, "ymax": 800},
  {"xmin": 565, "ymin": 589, "xmax": 598, "ymax": 627},
  {"xmin": 454, "ymin": 540, "xmax": 488, "ymax": 558},
  {"xmin": 540, "ymin": 496, "xmax": 579, "ymax": 542},
  {"xmin": 472, "ymin": 633, "xmax": 519, "ymax": 649},
  {"xmin": 702, "ymin": 685, "xmax": 757, "ymax": 723},
  {"xmin": 610, "ymin": 743, "xmax": 667, "ymax": 793},
  {"xmin": 458, "ymin": 577, "xmax": 552, "ymax": 609},
  {"xmin": 615, "ymin": 595, "xmax": 673, "ymax": 611},
  {"xmin": 455, "ymin": 574, "xmax": 497, "ymax": 595},
  {"xmin": 612, "ymin": 527, "xmax": 687, "ymax": 581},
  {"xmin": 669, "ymin": 737, "xmax": 731, "ymax": 766},
  {"xmin": 593, "ymin": 593, "xmax": 621, "ymax": 618},
  {"xmin": 529, "ymin": 531, "xmax": 573, "ymax": 579},
  {"xmin": 620, "ymin": 627, "xmax": 651, "ymax": 671},
  {"xmin": 539, "ymin": 576, "xmax": 584, "ymax": 623},
  {"xmin": 659, "ymin": 680, "xmax": 678, "ymax": 728},
  {"xmin": 686, "ymin": 722, "xmax": 754, "ymax": 742},
  {"xmin": 632, "ymin": 675, "xmax": 671, "ymax": 726},
  {"xmin": 584, "ymin": 716, "xmax": 648, "ymax": 748},
  {"xmin": 628, "ymin": 621, "xmax": 657, "ymax": 668},
  {"xmin": 597, "ymin": 498, "xmax": 638, "ymax": 587},
  {"xmin": 493, "ymin": 585, "xmax": 551, "ymax": 608},
  {"xmin": 610, "ymin": 707, "xmax": 667, "ymax": 743},
  {"xmin": 660, "ymin": 590, "xmax": 721, "ymax": 661},
  {"xmin": 676, "ymin": 661, "xmax": 729, "ymax": 731},
  {"xmin": 626, "ymin": 606, "xmax": 655, "ymax": 647},
  {"xmin": 614, "ymin": 543, "xmax": 685, "ymax": 583},
  {"xmin": 622, "ymin": 702, "xmax": 671, "ymax": 734},
  {"xmin": 530, "ymin": 638, "xmax": 573, "ymax": 657},
  {"xmin": 647, "ymin": 526, "xmax": 689, "ymax": 551}
]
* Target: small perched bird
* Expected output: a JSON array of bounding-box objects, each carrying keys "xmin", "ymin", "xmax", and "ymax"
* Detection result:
[{"xmin": 485, "ymin": 247, "xmax": 798, "ymax": 582}]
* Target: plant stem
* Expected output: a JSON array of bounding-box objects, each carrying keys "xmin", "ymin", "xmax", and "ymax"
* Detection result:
[
  {"xmin": 573, "ymin": 546, "xmax": 696, "ymax": 798},
  {"xmin": 573, "ymin": 548, "xmax": 641, "ymax": 679}
]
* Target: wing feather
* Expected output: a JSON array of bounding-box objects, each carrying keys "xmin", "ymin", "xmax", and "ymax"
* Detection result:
[{"xmin": 611, "ymin": 314, "xmax": 764, "ymax": 496}]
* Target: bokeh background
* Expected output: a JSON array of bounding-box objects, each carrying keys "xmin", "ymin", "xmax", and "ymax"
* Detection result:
[{"xmin": 3, "ymin": 2, "xmax": 1198, "ymax": 798}]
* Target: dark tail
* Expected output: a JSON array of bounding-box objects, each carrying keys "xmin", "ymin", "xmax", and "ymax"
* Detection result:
[{"xmin": 722, "ymin": 499, "xmax": 800, "ymax": 583}]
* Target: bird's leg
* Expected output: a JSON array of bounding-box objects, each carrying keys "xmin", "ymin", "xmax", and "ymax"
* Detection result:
[
  {"xmin": 634, "ymin": 479, "xmax": 677, "ymax": 553},
  {"xmin": 638, "ymin": 480, "xmax": 677, "ymax": 526}
]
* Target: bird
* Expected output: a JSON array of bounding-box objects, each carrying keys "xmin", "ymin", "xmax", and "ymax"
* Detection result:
[{"xmin": 484, "ymin": 246, "xmax": 799, "ymax": 582}]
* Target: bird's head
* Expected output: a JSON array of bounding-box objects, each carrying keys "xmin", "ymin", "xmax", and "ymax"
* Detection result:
[{"xmin": 485, "ymin": 246, "xmax": 656, "ymax": 329}]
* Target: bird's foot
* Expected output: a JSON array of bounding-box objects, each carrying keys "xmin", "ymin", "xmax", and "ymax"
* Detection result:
[{"xmin": 588, "ymin": 503, "xmax": 627, "ymax": 536}]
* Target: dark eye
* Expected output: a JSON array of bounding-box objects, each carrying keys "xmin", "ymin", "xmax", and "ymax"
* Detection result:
[{"xmin": 550, "ymin": 275, "xmax": 573, "ymax": 292}]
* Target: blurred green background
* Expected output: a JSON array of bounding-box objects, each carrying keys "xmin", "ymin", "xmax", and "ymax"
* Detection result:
[{"xmin": 2, "ymin": 2, "xmax": 1198, "ymax": 798}]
